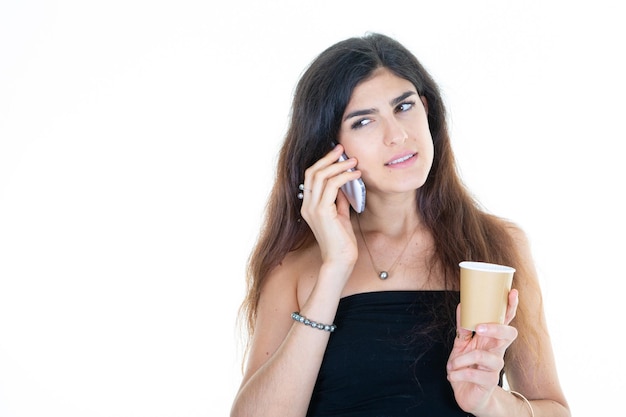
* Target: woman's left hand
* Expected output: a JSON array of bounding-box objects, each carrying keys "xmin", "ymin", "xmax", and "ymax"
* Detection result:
[{"xmin": 446, "ymin": 289, "xmax": 519, "ymax": 415}]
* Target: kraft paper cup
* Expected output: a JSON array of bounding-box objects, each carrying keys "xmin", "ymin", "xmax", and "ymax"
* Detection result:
[{"xmin": 459, "ymin": 261, "xmax": 515, "ymax": 331}]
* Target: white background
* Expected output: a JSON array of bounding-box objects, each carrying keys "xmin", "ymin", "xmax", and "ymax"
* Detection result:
[{"xmin": 1, "ymin": 1, "xmax": 624, "ymax": 416}]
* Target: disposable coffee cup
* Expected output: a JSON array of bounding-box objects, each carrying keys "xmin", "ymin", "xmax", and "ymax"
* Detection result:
[{"xmin": 459, "ymin": 261, "xmax": 515, "ymax": 331}]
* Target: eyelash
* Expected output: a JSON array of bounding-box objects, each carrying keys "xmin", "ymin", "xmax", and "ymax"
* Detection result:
[
  {"xmin": 351, "ymin": 119, "xmax": 371, "ymax": 130},
  {"xmin": 350, "ymin": 101, "xmax": 415, "ymax": 130},
  {"xmin": 397, "ymin": 101, "xmax": 415, "ymax": 112}
]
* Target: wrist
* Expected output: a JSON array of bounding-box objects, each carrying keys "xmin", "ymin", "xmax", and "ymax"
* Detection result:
[
  {"xmin": 510, "ymin": 391, "xmax": 534, "ymax": 417},
  {"xmin": 479, "ymin": 387, "xmax": 534, "ymax": 417},
  {"xmin": 317, "ymin": 261, "xmax": 354, "ymax": 288},
  {"xmin": 476, "ymin": 387, "xmax": 506, "ymax": 417}
]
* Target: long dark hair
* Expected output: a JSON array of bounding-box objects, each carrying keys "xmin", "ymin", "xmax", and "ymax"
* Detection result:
[{"xmin": 241, "ymin": 32, "xmax": 540, "ymax": 367}]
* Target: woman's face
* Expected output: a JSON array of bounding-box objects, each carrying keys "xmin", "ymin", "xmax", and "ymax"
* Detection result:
[{"xmin": 337, "ymin": 68, "xmax": 434, "ymax": 196}]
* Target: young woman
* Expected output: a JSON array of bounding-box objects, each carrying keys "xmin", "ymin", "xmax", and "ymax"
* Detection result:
[{"xmin": 230, "ymin": 33, "xmax": 569, "ymax": 417}]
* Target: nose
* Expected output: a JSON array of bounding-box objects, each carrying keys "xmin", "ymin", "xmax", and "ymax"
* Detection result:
[{"xmin": 383, "ymin": 117, "xmax": 408, "ymax": 146}]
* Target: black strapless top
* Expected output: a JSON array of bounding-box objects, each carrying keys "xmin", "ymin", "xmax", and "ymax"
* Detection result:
[{"xmin": 307, "ymin": 291, "xmax": 473, "ymax": 417}]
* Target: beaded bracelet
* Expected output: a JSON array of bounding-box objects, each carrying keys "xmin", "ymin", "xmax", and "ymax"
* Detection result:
[
  {"xmin": 291, "ymin": 312, "xmax": 336, "ymax": 332},
  {"xmin": 510, "ymin": 390, "xmax": 535, "ymax": 417}
]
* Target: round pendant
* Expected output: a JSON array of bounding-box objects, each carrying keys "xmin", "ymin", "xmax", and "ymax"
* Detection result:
[{"xmin": 379, "ymin": 271, "xmax": 389, "ymax": 280}]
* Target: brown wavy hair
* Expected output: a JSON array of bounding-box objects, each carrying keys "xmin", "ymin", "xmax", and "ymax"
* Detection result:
[{"xmin": 239, "ymin": 33, "xmax": 541, "ymax": 368}]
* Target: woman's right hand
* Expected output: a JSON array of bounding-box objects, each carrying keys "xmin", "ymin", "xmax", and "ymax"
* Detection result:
[{"xmin": 299, "ymin": 144, "xmax": 362, "ymax": 272}]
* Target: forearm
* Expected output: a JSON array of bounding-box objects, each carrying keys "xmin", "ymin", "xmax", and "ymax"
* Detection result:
[
  {"xmin": 230, "ymin": 325, "xmax": 330, "ymax": 417},
  {"xmin": 231, "ymin": 266, "xmax": 347, "ymax": 417}
]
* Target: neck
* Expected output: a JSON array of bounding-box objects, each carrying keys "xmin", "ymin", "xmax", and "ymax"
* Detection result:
[
  {"xmin": 354, "ymin": 193, "xmax": 422, "ymax": 237},
  {"xmin": 354, "ymin": 198, "xmax": 424, "ymax": 281}
]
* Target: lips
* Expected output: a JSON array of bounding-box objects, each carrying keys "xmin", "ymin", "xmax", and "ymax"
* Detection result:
[{"xmin": 385, "ymin": 152, "xmax": 417, "ymax": 166}]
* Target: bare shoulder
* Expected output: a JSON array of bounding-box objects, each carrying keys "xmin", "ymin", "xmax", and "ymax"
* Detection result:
[
  {"xmin": 499, "ymin": 219, "xmax": 530, "ymax": 248},
  {"xmin": 492, "ymin": 218, "xmax": 541, "ymax": 293},
  {"xmin": 497, "ymin": 218, "xmax": 544, "ymax": 308},
  {"xmin": 255, "ymin": 244, "xmax": 313, "ymax": 321},
  {"xmin": 499, "ymin": 220, "xmax": 535, "ymax": 269},
  {"xmin": 283, "ymin": 241, "xmax": 323, "ymax": 308},
  {"xmin": 261, "ymin": 240, "xmax": 321, "ymax": 305}
]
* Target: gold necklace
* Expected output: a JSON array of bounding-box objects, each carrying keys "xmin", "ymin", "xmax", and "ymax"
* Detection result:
[{"xmin": 356, "ymin": 215, "xmax": 419, "ymax": 280}]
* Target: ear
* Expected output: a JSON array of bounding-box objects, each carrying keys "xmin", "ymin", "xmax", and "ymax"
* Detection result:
[{"xmin": 420, "ymin": 96, "xmax": 428, "ymax": 114}]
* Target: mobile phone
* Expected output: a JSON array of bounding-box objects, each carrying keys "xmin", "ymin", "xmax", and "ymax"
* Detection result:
[{"xmin": 336, "ymin": 150, "xmax": 366, "ymax": 213}]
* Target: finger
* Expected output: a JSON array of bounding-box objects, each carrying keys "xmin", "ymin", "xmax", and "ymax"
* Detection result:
[
  {"xmin": 319, "ymin": 169, "xmax": 361, "ymax": 204},
  {"xmin": 447, "ymin": 349, "xmax": 505, "ymax": 374},
  {"xmin": 447, "ymin": 364, "xmax": 502, "ymax": 388},
  {"xmin": 304, "ymin": 144, "xmax": 356, "ymax": 182},
  {"xmin": 302, "ymin": 152, "xmax": 358, "ymax": 204},
  {"xmin": 454, "ymin": 303, "xmax": 474, "ymax": 342},
  {"xmin": 474, "ymin": 323, "xmax": 518, "ymax": 346},
  {"xmin": 504, "ymin": 288, "xmax": 519, "ymax": 325},
  {"xmin": 336, "ymin": 185, "xmax": 352, "ymax": 216}
]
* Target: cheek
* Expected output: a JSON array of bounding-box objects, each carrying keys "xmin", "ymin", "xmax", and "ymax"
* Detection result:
[
  {"xmin": 424, "ymin": 138, "xmax": 435, "ymax": 166},
  {"xmin": 337, "ymin": 129, "xmax": 377, "ymax": 157},
  {"xmin": 354, "ymin": 150, "xmax": 378, "ymax": 171},
  {"xmin": 414, "ymin": 129, "xmax": 435, "ymax": 169},
  {"xmin": 336, "ymin": 130, "xmax": 359, "ymax": 154},
  {"xmin": 411, "ymin": 120, "xmax": 433, "ymax": 148},
  {"xmin": 424, "ymin": 146, "xmax": 435, "ymax": 173}
]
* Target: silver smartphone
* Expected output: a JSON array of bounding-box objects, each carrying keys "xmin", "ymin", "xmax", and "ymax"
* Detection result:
[{"xmin": 336, "ymin": 150, "xmax": 366, "ymax": 213}]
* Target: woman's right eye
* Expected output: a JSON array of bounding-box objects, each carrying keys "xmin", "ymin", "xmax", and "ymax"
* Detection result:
[{"xmin": 351, "ymin": 118, "xmax": 372, "ymax": 129}]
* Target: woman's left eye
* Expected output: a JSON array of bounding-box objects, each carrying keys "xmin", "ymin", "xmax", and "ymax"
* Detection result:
[{"xmin": 396, "ymin": 102, "xmax": 414, "ymax": 112}]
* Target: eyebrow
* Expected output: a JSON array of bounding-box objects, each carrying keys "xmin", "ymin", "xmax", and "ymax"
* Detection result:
[{"xmin": 343, "ymin": 91, "xmax": 417, "ymax": 122}]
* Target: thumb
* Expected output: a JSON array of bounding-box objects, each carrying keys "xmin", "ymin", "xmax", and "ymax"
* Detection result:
[{"xmin": 336, "ymin": 188, "xmax": 352, "ymax": 217}]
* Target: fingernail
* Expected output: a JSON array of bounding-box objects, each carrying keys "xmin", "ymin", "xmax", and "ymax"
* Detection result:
[{"xmin": 476, "ymin": 325, "xmax": 487, "ymax": 334}]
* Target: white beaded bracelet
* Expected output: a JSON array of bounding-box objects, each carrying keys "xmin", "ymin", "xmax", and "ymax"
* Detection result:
[
  {"xmin": 291, "ymin": 312, "xmax": 336, "ymax": 332},
  {"xmin": 510, "ymin": 390, "xmax": 535, "ymax": 417}
]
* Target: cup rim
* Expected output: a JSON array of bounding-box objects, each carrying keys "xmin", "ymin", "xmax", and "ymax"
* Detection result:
[{"xmin": 459, "ymin": 261, "xmax": 516, "ymax": 273}]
